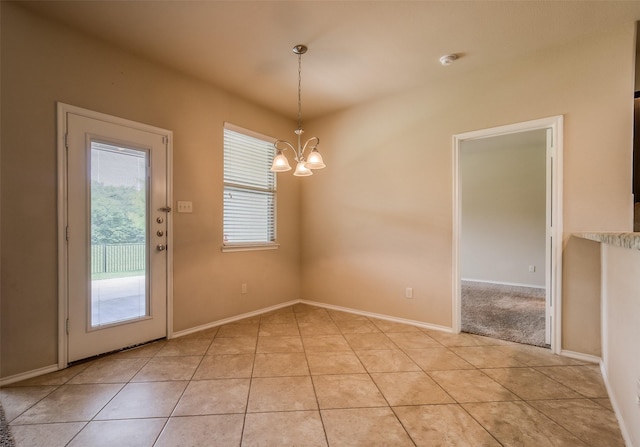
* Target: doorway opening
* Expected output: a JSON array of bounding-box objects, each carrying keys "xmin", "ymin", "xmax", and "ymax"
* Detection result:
[{"xmin": 452, "ymin": 116, "xmax": 563, "ymax": 354}]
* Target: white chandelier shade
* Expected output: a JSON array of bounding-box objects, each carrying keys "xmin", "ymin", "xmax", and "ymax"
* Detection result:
[
  {"xmin": 305, "ymin": 147, "xmax": 326, "ymax": 169},
  {"xmin": 294, "ymin": 161, "xmax": 313, "ymax": 176},
  {"xmin": 271, "ymin": 150, "xmax": 292, "ymax": 172}
]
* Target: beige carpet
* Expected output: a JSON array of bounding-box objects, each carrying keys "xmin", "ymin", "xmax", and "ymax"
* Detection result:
[{"xmin": 461, "ymin": 281, "xmax": 547, "ymax": 347}]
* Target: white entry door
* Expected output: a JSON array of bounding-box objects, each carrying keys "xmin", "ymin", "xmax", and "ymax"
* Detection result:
[{"xmin": 61, "ymin": 104, "xmax": 172, "ymax": 362}]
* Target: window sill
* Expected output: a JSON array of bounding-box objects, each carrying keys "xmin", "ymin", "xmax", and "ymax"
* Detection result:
[{"xmin": 221, "ymin": 243, "xmax": 280, "ymax": 253}]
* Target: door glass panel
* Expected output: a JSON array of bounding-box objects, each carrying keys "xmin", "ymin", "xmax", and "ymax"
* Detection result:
[{"xmin": 90, "ymin": 141, "xmax": 148, "ymax": 327}]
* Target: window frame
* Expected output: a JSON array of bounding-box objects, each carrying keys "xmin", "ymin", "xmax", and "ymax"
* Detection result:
[{"xmin": 222, "ymin": 123, "xmax": 279, "ymax": 252}]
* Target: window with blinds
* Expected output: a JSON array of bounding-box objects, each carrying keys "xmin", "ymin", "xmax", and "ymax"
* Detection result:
[{"xmin": 223, "ymin": 125, "xmax": 277, "ymax": 247}]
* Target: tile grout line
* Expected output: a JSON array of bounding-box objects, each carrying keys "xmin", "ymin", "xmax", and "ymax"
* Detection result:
[
  {"xmin": 297, "ymin": 307, "xmax": 331, "ymax": 447},
  {"xmin": 61, "ymin": 354, "xmax": 155, "ymax": 446},
  {"xmin": 122, "ymin": 341, "xmax": 189, "ymax": 446},
  {"xmin": 238, "ymin": 311, "xmax": 267, "ymax": 447},
  {"xmin": 356, "ymin": 329, "xmax": 417, "ymax": 446},
  {"xmin": 390, "ymin": 331, "xmax": 501, "ymax": 445},
  {"xmin": 1, "ymin": 305, "xmax": 623, "ymax": 446},
  {"xmin": 153, "ymin": 336, "xmax": 215, "ymax": 445}
]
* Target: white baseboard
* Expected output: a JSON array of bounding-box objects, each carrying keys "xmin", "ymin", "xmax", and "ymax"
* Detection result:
[
  {"xmin": 300, "ymin": 299, "xmax": 455, "ymax": 334},
  {"xmin": 173, "ymin": 299, "xmax": 455, "ymax": 339},
  {"xmin": 461, "ymin": 278, "xmax": 545, "ymax": 290},
  {"xmin": 1, "ymin": 301, "xmax": 300, "ymax": 384},
  {"xmin": 3, "ymin": 302, "xmax": 604, "ymax": 388},
  {"xmin": 0, "ymin": 364, "xmax": 60, "ymax": 387},
  {"xmin": 171, "ymin": 299, "xmax": 300, "ymax": 339},
  {"xmin": 559, "ymin": 349, "xmax": 601, "ymax": 364}
]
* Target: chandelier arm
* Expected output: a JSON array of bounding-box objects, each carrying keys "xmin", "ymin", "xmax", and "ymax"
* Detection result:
[
  {"xmin": 274, "ymin": 139, "xmax": 303, "ymax": 163},
  {"xmin": 274, "ymin": 140, "xmax": 296, "ymax": 153},
  {"xmin": 301, "ymin": 136, "xmax": 320, "ymax": 155}
]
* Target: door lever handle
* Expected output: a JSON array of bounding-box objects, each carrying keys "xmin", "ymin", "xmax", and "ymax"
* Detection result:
[{"xmin": 159, "ymin": 206, "xmax": 172, "ymax": 213}]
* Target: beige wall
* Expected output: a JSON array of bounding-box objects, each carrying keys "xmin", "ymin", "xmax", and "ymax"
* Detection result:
[
  {"xmin": 461, "ymin": 135, "xmax": 546, "ymax": 288},
  {"xmin": 0, "ymin": 3, "xmax": 300, "ymax": 378},
  {"xmin": 303, "ymin": 23, "xmax": 635, "ymax": 353},
  {"xmin": 635, "ymin": 21, "xmax": 640, "ymax": 92},
  {"xmin": 601, "ymin": 243, "xmax": 640, "ymax": 446},
  {"xmin": 562, "ymin": 237, "xmax": 602, "ymax": 356},
  {"xmin": 2, "ymin": 4, "xmax": 637, "ymax": 380}
]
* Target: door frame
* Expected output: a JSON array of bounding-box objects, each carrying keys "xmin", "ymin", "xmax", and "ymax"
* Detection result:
[
  {"xmin": 57, "ymin": 102, "xmax": 174, "ymax": 369},
  {"xmin": 452, "ymin": 115, "xmax": 563, "ymax": 354}
]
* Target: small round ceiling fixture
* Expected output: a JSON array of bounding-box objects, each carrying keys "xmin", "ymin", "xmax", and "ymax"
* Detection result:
[
  {"xmin": 439, "ymin": 54, "xmax": 458, "ymax": 66},
  {"xmin": 293, "ymin": 45, "xmax": 307, "ymax": 55}
]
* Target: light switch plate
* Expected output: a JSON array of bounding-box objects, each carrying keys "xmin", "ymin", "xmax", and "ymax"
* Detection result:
[{"xmin": 177, "ymin": 201, "xmax": 193, "ymax": 213}]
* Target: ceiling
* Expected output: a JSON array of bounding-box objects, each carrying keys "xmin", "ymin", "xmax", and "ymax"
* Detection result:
[{"xmin": 16, "ymin": 1, "xmax": 640, "ymax": 120}]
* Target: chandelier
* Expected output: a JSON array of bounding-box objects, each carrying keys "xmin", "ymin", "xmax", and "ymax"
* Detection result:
[{"xmin": 270, "ymin": 44, "xmax": 326, "ymax": 176}]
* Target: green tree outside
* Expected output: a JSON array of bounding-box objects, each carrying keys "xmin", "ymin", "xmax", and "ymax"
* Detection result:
[{"xmin": 91, "ymin": 182, "xmax": 146, "ymax": 244}]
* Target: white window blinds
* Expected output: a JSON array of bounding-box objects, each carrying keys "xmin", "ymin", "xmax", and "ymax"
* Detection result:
[{"xmin": 223, "ymin": 125, "xmax": 276, "ymax": 245}]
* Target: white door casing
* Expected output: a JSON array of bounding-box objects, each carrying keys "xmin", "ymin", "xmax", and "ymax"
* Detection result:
[
  {"xmin": 452, "ymin": 116, "xmax": 563, "ymax": 354},
  {"xmin": 58, "ymin": 103, "xmax": 173, "ymax": 365}
]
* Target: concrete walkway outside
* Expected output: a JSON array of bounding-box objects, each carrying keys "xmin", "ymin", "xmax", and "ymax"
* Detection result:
[{"xmin": 91, "ymin": 275, "xmax": 146, "ymax": 326}]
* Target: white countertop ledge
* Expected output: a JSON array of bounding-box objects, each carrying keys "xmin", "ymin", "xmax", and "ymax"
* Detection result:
[{"xmin": 573, "ymin": 232, "xmax": 640, "ymax": 251}]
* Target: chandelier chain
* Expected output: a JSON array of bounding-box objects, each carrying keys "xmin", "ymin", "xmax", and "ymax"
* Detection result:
[{"xmin": 297, "ymin": 51, "xmax": 302, "ymax": 131}]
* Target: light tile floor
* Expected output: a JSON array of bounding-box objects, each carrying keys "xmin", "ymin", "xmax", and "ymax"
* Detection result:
[{"xmin": 0, "ymin": 303, "xmax": 625, "ymax": 446}]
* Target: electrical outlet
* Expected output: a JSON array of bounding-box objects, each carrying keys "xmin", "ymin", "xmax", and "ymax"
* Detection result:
[
  {"xmin": 177, "ymin": 201, "xmax": 193, "ymax": 213},
  {"xmin": 241, "ymin": 283, "xmax": 248, "ymax": 294},
  {"xmin": 528, "ymin": 265, "xmax": 536, "ymax": 273},
  {"xmin": 405, "ymin": 287, "xmax": 413, "ymax": 299}
]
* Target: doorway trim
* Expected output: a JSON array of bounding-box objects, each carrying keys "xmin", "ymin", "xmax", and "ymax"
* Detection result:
[
  {"xmin": 452, "ymin": 116, "xmax": 563, "ymax": 354},
  {"xmin": 57, "ymin": 103, "xmax": 174, "ymax": 369}
]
